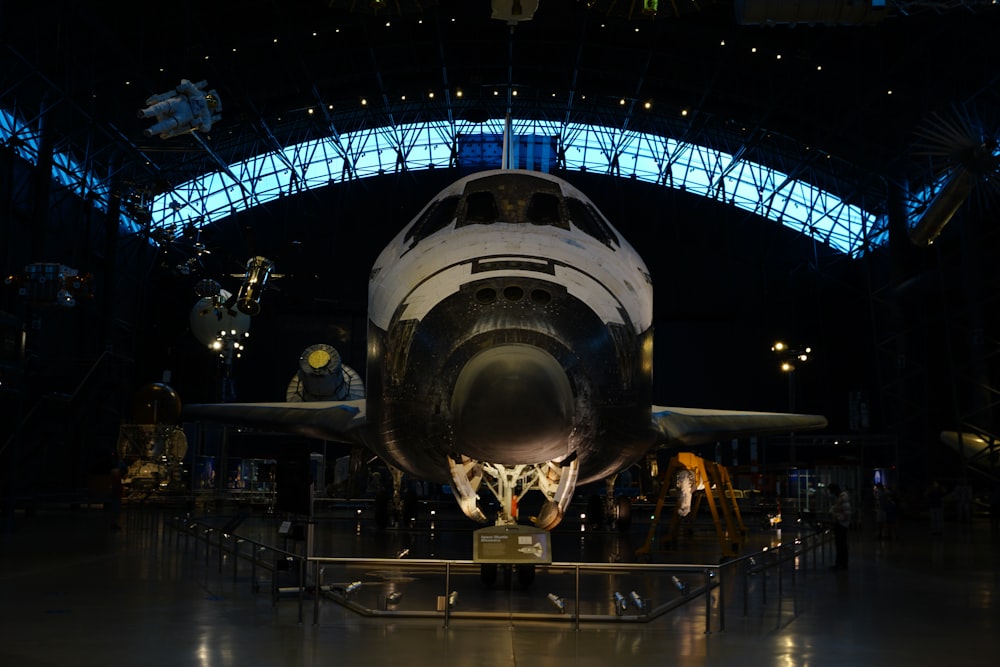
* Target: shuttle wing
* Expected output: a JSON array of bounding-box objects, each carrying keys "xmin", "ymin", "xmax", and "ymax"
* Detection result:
[
  {"xmin": 940, "ymin": 430, "xmax": 997, "ymax": 470},
  {"xmin": 652, "ymin": 405, "xmax": 827, "ymax": 447},
  {"xmin": 182, "ymin": 399, "xmax": 368, "ymax": 445}
]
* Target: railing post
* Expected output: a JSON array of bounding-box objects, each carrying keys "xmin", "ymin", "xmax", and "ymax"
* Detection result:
[
  {"xmin": 716, "ymin": 566, "xmax": 725, "ymax": 632},
  {"xmin": 444, "ymin": 561, "xmax": 452, "ymax": 628},
  {"xmin": 743, "ymin": 558, "xmax": 750, "ymax": 617},
  {"xmin": 313, "ymin": 561, "xmax": 321, "ymax": 626},
  {"xmin": 250, "ymin": 544, "xmax": 257, "ymax": 594},
  {"xmin": 704, "ymin": 568, "xmax": 712, "ymax": 634},
  {"xmin": 574, "ymin": 564, "xmax": 581, "ymax": 631},
  {"xmin": 297, "ymin": 557, "xmax": 305, "ymax": 625}
]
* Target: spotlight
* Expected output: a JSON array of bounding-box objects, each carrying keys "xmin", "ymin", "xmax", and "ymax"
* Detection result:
[
  {"xmin": 614, "ymin": 591, "xmax": 628, "ymax": 614},
  {"xmin": 343, "ymin": 581, "xmax": 362, "ymax": 596},
  {"xmin": 672, "ymin": 575, "xmax": 688, "ymax": 595},
  {"xmin": 629, "ymin": 591, "xmax": 644, "ymax": 611},
  {"xmin": 396, "ymin": 548, "xmax": 410, "ymax": 559},
  {"xmin": 448, "ymin": 590, "xmax": 458, "ymax": 607},
  {"xmin": 547, "ymin": 593, "xmax": 566, "ymax": 613},
  {"xmin": 386, "ymin": 591, "xmax": 403, "ymax": 605}
]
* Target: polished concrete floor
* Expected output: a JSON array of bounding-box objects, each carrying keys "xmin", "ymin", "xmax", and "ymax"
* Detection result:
[{"xmin": 1, "ymin": 501, "xmax": 998, "ymax": 667}]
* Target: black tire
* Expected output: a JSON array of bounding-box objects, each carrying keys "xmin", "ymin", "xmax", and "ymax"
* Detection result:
[
  {"xmin": 480, "ymin": 563, "xmax": 498, "ymax": 587},
  {"xmin": 586, "ymin": 494, "xmax": 604, "ymax": 528},
  {"xmin": 614, "ymin": 496, "xmax": 632, "ymax": 531},
  {"xmin": 374, "ymin": 490, "xmax": 390, "ymax": 529},
  {"xmin": 401, "ymin": 489, "xmax": 419, "ymax": 522}
]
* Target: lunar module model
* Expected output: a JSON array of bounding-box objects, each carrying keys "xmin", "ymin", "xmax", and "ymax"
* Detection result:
[{"xmin": 116, "ymin": 383, "xmax": 188, "ymax": 495}]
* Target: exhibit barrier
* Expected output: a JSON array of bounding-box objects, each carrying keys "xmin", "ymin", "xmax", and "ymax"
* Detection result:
[{"xmin": 165, "ymin": 512, "xmax": 833, "ymax": 632}]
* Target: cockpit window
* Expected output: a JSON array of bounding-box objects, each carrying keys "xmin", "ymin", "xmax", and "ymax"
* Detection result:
[
  {"xmin": 527, "ymin": 192, "xmax": 561, "ymax": 225},
  {"xmin": 464, "ymin": 191, "xmax": 499, "ymax": 224},
  {"xmin": 566, "ymin": 197, "xmax": 619, "ymax": 248},
  {"xmin": 455, "ymin": 174, "xmax": 569, "ymax": 230},
  {"xmin": 404, "ymin": 195, "xmax": 460, "ymax": 246}
]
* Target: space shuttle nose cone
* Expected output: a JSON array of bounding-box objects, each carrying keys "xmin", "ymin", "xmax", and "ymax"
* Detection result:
[{"xmin": 451, "ymin": 344, "xmax": 574, "ymax": 464}]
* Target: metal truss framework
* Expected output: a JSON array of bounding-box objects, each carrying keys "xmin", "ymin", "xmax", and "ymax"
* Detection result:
[
  {"xmin": 1, "ymin": 92, "xmax": 892, "ymax": 258},
  {"xmin": 149, "ymin": 114, "xmax": 887, "ymax": 256}
]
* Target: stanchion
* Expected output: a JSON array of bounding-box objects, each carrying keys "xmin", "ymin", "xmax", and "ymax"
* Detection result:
[
  {"xmin": 574, "ymin": 564, "xmax": 581, "ymax": 631},
  {"xmin": 704, "ymin": 568, "xmax": 712, "ymax": 633},
  {"xmin": 297, "ymin": 557, "xmax": 305, "ymax": 625},
  {"xmin": 443, "ymin": 561, "xmax": 451, "ymax": 628},
  {"xmin": 716, "ymin": 566, "xmax": 725, "ymax": 632}
]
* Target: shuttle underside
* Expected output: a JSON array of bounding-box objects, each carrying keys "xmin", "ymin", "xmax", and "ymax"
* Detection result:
[{"xmin": 366, "ymin": 270, "xmax": 655, "ymax": 525}]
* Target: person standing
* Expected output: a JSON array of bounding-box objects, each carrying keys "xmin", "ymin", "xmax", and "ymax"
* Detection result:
[
  {"xmin": 989, "ymin": 484, "xmax": 1000, "ymax": 534},
  {"xmin": 828, "ymin": 483, "xmax": 852, "ymax": 571},
  {"xmin": 873, "ymin": 482, "xmax": 888, "ymax": 540},
  {"xmin": 953, "ymin": 478, "xmax": 973, "ymax": 524},
  {"xmin": 926, "ymin": 479, "xmax": 945, "ymax": 536}
]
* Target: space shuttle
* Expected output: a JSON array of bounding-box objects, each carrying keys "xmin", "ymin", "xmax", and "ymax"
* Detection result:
[
  {"xmin": 183, "ymin": 168, "xmax": 827, "ymax": 529},
  {"xmin": 939, "ymin": 430, "xmax": 997, "ymax": 471}
]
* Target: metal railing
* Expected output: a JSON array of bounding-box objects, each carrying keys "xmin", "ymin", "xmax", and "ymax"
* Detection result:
[{"xmin": 164, "ymin": 512, "xmax": 833, "ymax": 632}]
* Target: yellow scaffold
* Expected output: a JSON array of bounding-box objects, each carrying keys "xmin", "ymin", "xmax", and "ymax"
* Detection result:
[{"xmin": 636, "ymin": 452, "xmax": 747, "ymax": 558}]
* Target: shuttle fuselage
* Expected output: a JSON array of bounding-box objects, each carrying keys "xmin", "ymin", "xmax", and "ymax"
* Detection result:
[{"xmin": 363, "ymin": 170, "xmax": 655, "ymax": 493}]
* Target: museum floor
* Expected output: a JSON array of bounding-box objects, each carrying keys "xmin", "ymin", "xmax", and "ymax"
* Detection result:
[{"xmin": 1, "ymin": 500, "xmax": 998, "ymax": 667}]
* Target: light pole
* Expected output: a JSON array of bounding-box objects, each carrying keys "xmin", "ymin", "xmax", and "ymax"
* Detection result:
[
  {"xmin": 771, "ymin": 341, "xmax": 811, "ymax": 414},
  {"xmin": 772, "ymin": 341, "xmax": 812, "ymax": 511}
]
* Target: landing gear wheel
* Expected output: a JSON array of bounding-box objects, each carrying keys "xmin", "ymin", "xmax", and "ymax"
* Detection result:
[
  {"xmin": 614, "ymin": 496, "xmax": 632, "ymax": 531},
  {"xmin": 401, "ymin": 489, "xmax": 419, "ymax": 523},
  {"xmin": 374, "ymin": 490, "xmax": 391, "ymax": 529},
  {"xmin": 480, "ymin": 563, "xmax": 498, "ymax": 587},
  {"xmin": 586, "ymin": 494, "xmax": 604, "ymax": 528}
]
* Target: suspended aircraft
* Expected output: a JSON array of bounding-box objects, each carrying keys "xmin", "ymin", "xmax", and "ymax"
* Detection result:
[{"xmin": 182, "ymin": 167, "xmax": 827, "ymax": 531}]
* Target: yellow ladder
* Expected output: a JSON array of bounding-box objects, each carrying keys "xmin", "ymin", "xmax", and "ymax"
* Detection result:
[{"xmin": 636, "ymin": 452, "xmax": 747, "ymax": 558}]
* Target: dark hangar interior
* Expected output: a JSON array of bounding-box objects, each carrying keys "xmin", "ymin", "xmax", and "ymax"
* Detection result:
[{"xmin": 2, "ymin": 0, "xmax": 1000, "ymax": 510}]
